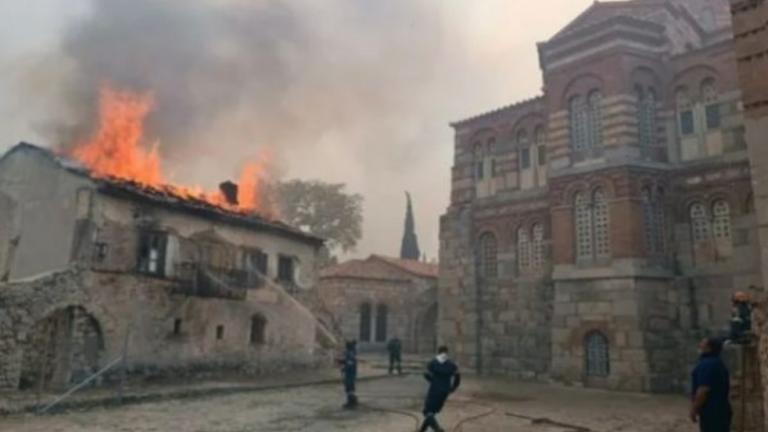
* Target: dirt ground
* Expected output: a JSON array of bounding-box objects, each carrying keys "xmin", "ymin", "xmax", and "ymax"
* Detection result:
[{"xmin": 0, "ymin": 375, "xmax": 697, "ymax": 432}]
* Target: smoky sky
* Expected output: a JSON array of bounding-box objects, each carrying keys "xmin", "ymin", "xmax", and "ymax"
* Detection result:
[{"xmin": 2, "ymin": 0, "xmax": 594, "ymax": 259}]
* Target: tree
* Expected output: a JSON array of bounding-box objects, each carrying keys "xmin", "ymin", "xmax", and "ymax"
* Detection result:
[
  {"xmin": 273, "ymin": 180, "xmax": 363, "ymax": 259},
  {"xmin": 400, "ymin": 192, "xmax": 421, "ymax": 260}
]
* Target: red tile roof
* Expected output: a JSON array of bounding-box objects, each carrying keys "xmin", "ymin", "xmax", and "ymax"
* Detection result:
[{"xmin": 320, "ymin": 255, "xmax": 438, "ymax": 281}]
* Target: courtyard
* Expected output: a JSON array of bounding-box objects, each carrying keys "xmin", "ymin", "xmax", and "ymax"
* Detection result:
[{"xmin": 0, "ymin": 373, "xmax": 696, "ymax": 432}]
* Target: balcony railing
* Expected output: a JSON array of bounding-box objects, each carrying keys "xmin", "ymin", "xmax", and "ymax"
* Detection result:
[{"xmin": 171, "ymin": 263, "xmax": 265, "ymax": 300}]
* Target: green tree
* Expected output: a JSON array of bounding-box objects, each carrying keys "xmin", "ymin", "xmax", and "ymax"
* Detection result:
[{"xmin": 273, "ymin": 180, "xmax": 363, "ymax": 259}]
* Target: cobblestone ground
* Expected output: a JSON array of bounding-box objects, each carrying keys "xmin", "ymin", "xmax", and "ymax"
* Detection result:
[{"xmin": 1, "ymin": 375, "xmax": 697, "ymax": 432}]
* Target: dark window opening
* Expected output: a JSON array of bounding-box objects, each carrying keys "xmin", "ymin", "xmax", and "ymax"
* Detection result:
[
  {"xmin": 138, "ymin": 231, "xmax": 168, "ymax": 276},
  {"xmin": 706, "ymin": 104, "xmax": 721, "ymax": 130},
  {"xmin": 173, "ymin": 318, "xmax": 182, "ymax": 335},
  {"xmin": 585, "ymin": 331, "xmax": 610, "ymax": 377},
  {"xmin": 375, "ymin": 304, "xmax": 388, "ymax": 343},
  {"xmin": 359, "ymin": 303, "xmax": 372, "ymax": 342},
  {"xmin": 475, "ymin": 161, "xmax": 484, "ymax": 180},
  {"xmin": 277, "ymin": 255, "xmax": 295, "ymax": 283},
  {"xmin": 94, "ymin": 242, "xmax": 108, "ymax": 262},
  {"xmin": 680, "ymin": 111, "xmax": 695, "ymax": 135},
  {"xmin": 243, "ymin": 249, "xmax": 268, "ymax": 275},
  {"xmin": 520, "ymin": 148, "xmax": 531, "ymax": 169},
  {"xmin": 216, "ymin": 325, "xmax": 224, "ymax": 340},
  {"xmin": 250, "ymin": 315, "xmax": 267, "ymax": 345}
]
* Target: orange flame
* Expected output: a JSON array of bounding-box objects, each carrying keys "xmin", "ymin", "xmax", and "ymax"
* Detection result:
[{"xmin": 70, "ymin": 85, "xmax": 273, "ymax": 216}]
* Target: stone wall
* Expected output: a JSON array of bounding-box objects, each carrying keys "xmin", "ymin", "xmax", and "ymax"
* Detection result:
[{"xmin": 0, "ymin": 268, "xmax": 321, "ymax": 391}]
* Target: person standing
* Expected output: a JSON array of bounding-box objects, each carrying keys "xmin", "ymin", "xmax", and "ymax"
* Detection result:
[
  {"xmin": 387, "ymin": 336, "xmax": 403, "ymax": 375},
  {"xmin": 339, "ymin": 340, "xmax": 358, "ymax": 409},
  {"xmin": 419, "ymin": 345, "xmax": 461, "ymax": 432},
  {"xmin": 690, "ymin": 337, "xmax": 732, "ymax": 432}
]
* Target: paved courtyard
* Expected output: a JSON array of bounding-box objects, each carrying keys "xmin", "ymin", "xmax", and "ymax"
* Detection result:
[{"xmin": 1, "ymin": 374, "xmax": 697, "ymax": 432}]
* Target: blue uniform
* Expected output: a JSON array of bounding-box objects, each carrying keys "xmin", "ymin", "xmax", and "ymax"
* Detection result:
[
  {"xmin": 419, "ymin": 357, "xmax": 461, "ymax": 432},
  {"xmin": 691, "ymin": 353, "xmax": 732, "ymax": 432}
]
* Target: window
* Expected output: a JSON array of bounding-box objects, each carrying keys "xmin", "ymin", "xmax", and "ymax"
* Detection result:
[
  {"xmin": 593, "ymin": 189, "xmax": 610, "ymax": 258},
  {"xmin": 569, "ymin": 96, "xmax": 587, "ymax": 151},
  {"xmin": 477, "ymin": 233, "xmax": 498, "ymax": 279},
  {"xmin": 538, "ymin": 146, "xmax": 547, "ymax": 165},
  {"xmin": 375, "ymin": 304, "xmax": 388, "ymax": 342},
  {"xmin": 531, "ymin": 224, "xmax": 544, "ymax": 269},
  {"xmin": 216, "ymin": 325, "xmax": 224, "ymax": 340},
  {"xmin": 575, "ymin": 193, "xmax": 594, "ymax": 260},
  {"xmin": 690, "ymin": 202, "xmax": 710, "ymax": 243},
  {"xmin": 243, "ymin": 248, "xmax": 268, "ymax": 275},
  {"xmin": 474, "ymin": 143, "xmax": 484, "ymax": 180},
  {"xmin": 680, "ymin": 111, "xmax": 695, "ymax": 135},
  {"xmin": 277, "ymin": 255, "xmax": 295, "ymax": 283},
  {"xmin": 637, "ymin": 88, "xmax": 656, "ymax": 147},
  {"xmin": 173, "ymin": 318, "xmax": 182, "ymax": 336},
  {"xmin": 359, "ymin": 303, "xmax": 372, "ymax": 342},
  {"xmin": 706, "ymin": 104, "xmax": 721, "ymax": 130},
  {"xmin": 712, "ymin": 200, "xmax": 731, "ymax": 240},
  {"xmin": 585, "ymin": 331, "xmax": 610, "ymax": 377},
  {"xmin": 250, "ymin": 314, "xmax": 267, "ymax": 345},
  {"xmin": 138, "ymin": 231, "xmax": 168, "ymax": 276},
  {"xmin": 587, "ymin": 90, "xmax": 603, "ymax": 149},
  {"xmin": 517, "ymin": 227, "xmax": 531, "ymax": 271},
  {"xmin": 642, "ymin": 187, "xmax": 665, "ymax": 254},
  {"xmin": 520, "ymin": 148, "xmax": 531, "ymax": 169}
]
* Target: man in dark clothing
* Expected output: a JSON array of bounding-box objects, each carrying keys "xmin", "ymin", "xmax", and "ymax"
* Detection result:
[
  {"xmin": 339, "ymin": 340, "xmax": 358, "ymax": 409},
  {"xmin": 419, "ymin": 345, "xmax": 461, "ymax": 432},
  {"xmin": 690, "ymin": 337, "xmax": 732, "ymax": 432},
  {"xmin": 387, "ymin": 337, "xmax": 403, "ymax": 375}
]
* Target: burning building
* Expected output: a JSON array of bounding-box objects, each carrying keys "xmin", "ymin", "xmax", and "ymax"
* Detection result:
[{"xmin": 0, "ymin": 142, "xmax": 331, "ymax": 391}]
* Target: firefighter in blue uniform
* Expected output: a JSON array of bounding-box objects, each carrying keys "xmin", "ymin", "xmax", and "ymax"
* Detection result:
[
  {"xmin": 419, "ymin": 345, "xmax": 461, "ymax": 432},
  {"xmin": 339, "ymin": 340, "xmax": 358, "ymax": 409}
]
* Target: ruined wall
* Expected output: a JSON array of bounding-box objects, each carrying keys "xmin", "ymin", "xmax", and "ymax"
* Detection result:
[
  {"xmin": 316, "ymin": 275, "xmax": 436, "ymax": 353},
  {"xmin": 0, "ymin": 268, "xmax": 319, "ymax": 390}
]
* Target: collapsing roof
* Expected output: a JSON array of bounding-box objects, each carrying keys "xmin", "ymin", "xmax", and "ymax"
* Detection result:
[{"xmin": 1, "ymin": 142, "xmax": 324, "ymax": 246}]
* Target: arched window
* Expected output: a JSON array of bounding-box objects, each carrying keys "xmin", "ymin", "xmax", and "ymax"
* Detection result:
[
  {"xmin": 375, "ymin": 303, "xmax": 388, "ymax": 342},
  {"xmin": 587, "ymin": 90, "xmax": 603, "ymax": 149},
  {"xmin": 359, "ymin": 303, "xmax": 372, "ymax": 342},
  {"xmin": 517, "ymin": 130, "xmax": 531, "ymax": 170},
  {"xmin": 593, "ymin": 189, "xmax": 610, "ymax": 258},
  {"xmin": 531, "ymin": 223, "xmax": 544, "ymax": 269},
  {"xmin": 702, "ymin": 78, "xmax": 721, "ymax": 130},
  {"xmin": 477, "ymin": 232, "xmax": 498, "ymax": 279},
  {"xmin": 712, "ymin": 200, "xmax": 731, "ymax": 240},
  {"xmin": 653, "ymin": 187, "xmax": 666, "ymax": 253},
  {"xmin": 642, "ymin": 187, "xmax": 655, "ymax": 252},
  {"xmin": 642, "ymin": 187, "xmax": 666, "ymax": 254},
  {"xmin": 676, "ymin": 87, "xmax": 695, "ymax": 136},
  {"xmin": 569, "ymin": 96, "xmax": 587, "ymax": 151},
  {"xmin": 487, "ymin": 138, "xmax": 497, "ymax": 177},
  {"xmin": 585, "ymin": 331, "xmax": 610, "ymax": 377},
  {"xmin": 517, "ymin": 227, "xmax": 530, "ymax": 271},
  {"xmin": 250, "ymin": 314, "xmax": 267, "ymax": 345},
  {"xmin": 575, "ymin": 192, "xmax": 593, "ymax": 260},
  {"xmin": 637, "ymin": 88, "xmax": 656, "ymax": 147},
  {"xmin": 534, "ymin": 126, "xmax": 547, "ymax": 166},
  {"xmin": 473, "ymin": 142, "xmax": 485, "ymax": 180},
  {"xmin": 690, "ymin": 202, "xmax": 710, "ymax": 243}
]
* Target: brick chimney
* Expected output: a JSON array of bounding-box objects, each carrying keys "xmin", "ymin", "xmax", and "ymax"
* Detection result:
[{"xmin": 219, "ymin": 181, "xmax": 238, "ymax": 205}]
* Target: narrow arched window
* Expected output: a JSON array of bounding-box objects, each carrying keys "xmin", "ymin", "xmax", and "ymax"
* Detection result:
[
  {"xmin": 690, "ymin": 202, "xmax": 710, "ymax": 243},
  {"xmin": 702, "ymin": 78, "xmax": 721, "ymax": 130},
  {"xmin": 676, "ymin": 87, "xmax": 695, "ymax": 136},
  {"xmin": 534, "ymin": 126, "xmax": 547, "ymax": 166},
  {"xmin": 593, "ymin": 189, "xmax": 610, "ymax": 258},
  {"xmin": 473, "ymin": 142, "xmax": 484, "ymax": 180},
  {"xmin": 585, "ymin": 331, "xmax": 610, "ymax": 377},
  {"xmin": 575, "ymin": 192, "xmax": 593, "ymax": 260},
  {"xmin": 517, "ymin": 226, "xmax": 530, "ymax": 271},
  {"xmin": 587, "ymin": 90, "xmax": 603, "ymax": 149},
  {"xmin": 531, "ymin": 223, "xmax": 544, "ymax": 269},
  {"xmin": 712, "ymin": 200, "xmax": 731, "ymax": 240},
  {"xmin": 569, "ymin": 96, "xmax": 587, "ymax": 151},
  {"xmin": 477, "ymin": 233, "xmax": 498, "ymax": 279},
  {"xmin": 359, "ymin": 303, "xmax": 372, "ymax": 342},
  {"xmin": 375, "ymin": 303, "xmax": 388, "ymax": 342},
  {"xmin": 637, "ymin": 88, "xmax": 656, "ymax": 147},
  {"xmin": 250, "ymin": 314, "xmax": 267, "ymax": 345}
]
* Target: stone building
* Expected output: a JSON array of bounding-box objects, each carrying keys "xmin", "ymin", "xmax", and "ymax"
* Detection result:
[
  {"xmin": 317, "ymin": 255, "xmax": 437, "ymax": 353},
  {"xmin": 439, "ymin": 0, "xmax": 762, "ymax": 392},
  {"xmin": 730, "ymin": 0, "xmax": 768, "ymax": 428},
  {"xmin": 0, "ymin": 142, "xmax": 333, "ymax": 391}
]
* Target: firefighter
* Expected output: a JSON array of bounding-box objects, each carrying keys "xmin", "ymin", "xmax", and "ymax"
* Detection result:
[
  {"xmin": 419, "ymin": 345, "xmax": 461, "ymax": 432},
  {"xmin": 387, "ymin": 336, "xmax": 403, "ymax": 375},
  {"xmin": 339, "ymin": 340, "xmax": 358, "ymax": 409}
]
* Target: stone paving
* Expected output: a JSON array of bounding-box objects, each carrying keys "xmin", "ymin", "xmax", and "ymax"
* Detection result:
[{"xmin": 0, "ymin": 374, "xmax": 698, "ymax": 432}]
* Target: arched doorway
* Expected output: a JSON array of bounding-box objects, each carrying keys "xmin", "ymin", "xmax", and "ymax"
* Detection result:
[
  {"xmin": 584, "ymin": 331, "xmax": 610, "ymax": 379},
  {"xmin": 19, "ymin": 306, "xmax": 104, "ymax": 390}
]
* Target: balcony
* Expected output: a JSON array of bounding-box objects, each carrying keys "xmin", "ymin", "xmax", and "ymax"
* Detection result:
[{"xmin": 171, "ymin": 263, "xmax": 265, "ymax": 300}]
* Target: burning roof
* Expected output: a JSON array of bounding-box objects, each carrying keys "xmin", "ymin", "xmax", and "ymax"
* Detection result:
[{"xmin": 2, "ymin": 142, "xmax": 324, "ymax": 246}]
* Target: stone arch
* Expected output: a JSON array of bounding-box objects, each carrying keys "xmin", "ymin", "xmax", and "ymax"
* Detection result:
[
  {"xmin": 560, "ymin": 73, "xmax": 605, "ymax": 108},
  {"xmin": 19, "ymin": 305, "xmax": 105, "ymax": 390},
  {"xmin": 671, "ymin": 65, "xmax": 721, "ymax": 101}
]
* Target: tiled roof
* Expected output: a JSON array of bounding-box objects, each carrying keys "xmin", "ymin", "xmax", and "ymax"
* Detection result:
[
  {"xmin": 320, "ymin": 255, "xmax": 438, "ymax": 281},
  {"xmin": 2, "ymin": 142, "xmax": 324, "ymax": 245},
  {"xmin": 370, "ymin": 255, "xmax": 438, "ymax": 279}
]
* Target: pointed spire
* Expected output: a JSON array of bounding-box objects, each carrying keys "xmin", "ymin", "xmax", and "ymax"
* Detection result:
[{"xmin": 400, "ymin": 192, "xmax": 421, "ymax": 260}]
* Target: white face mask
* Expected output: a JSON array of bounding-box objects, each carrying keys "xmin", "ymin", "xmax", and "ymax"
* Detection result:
[{"xmin": 436, "ymin": 353, "xmax": 448, "ymax": 363}]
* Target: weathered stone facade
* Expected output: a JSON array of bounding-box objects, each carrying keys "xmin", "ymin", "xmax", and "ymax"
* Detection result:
[
  {"xmin": 316, "ymin": 255, "xmax": 437, "ymax": 353},
  {"xmin": 0, "ymin": 143, "xmax": 332, "ymax": 391},
  {"xmin": 440, "ymin": 0, "xmax": 762, "ymax": 392}
]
